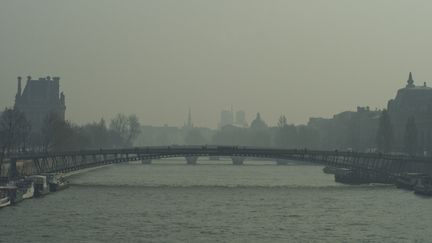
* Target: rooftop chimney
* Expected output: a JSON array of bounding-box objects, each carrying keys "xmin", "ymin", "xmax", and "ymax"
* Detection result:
[{"xmin": 16, "ymin": 76, "xmax": 22, "ymax": 98}]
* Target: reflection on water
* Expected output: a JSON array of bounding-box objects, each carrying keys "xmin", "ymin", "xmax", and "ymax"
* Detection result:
[{"xmin": 0, "ymin": 159, "xmax": 431, "ymax": 242}]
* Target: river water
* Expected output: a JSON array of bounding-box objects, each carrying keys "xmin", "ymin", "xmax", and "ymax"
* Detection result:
[{"xmin": 1, "ymin": 159, "xmax": 431, "ymax": 242}]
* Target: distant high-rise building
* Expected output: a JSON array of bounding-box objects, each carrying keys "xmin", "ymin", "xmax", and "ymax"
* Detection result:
[
  {"xmin": 235, "ymin": 110, "xmax": 247, "ymax": 127},
  {"xmin": 220, "ymin": 110, "xmax": 234, "ymax": 128},
  {"xmin": 183, "ymin": 108, "xmax": 193, "ymax": 129},
  {"xmin": 14, "ymin": 76, "xmax": 66, "ymax": 131}
]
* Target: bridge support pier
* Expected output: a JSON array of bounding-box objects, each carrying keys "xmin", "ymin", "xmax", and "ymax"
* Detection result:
[
  {"xmin": 8, "ymin": 158, "xmax": 18, "ymax": 180},
  {"xmin": 141, "ymin": 159, "xmax": 152, "ymax": 165},
  {"xmin": 231, "ymin": 156, "xmax": 244, "ymax": 165},
  {"xmin": 186, "ymin": 156, "xmax": 198, "ymax": 165}
]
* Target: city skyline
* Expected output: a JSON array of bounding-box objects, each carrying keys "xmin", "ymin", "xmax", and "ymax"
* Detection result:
[
  {"xmin": 1, "ymin": 73, "xmax": 416, "ymax": 128},
  {"xmin": 1, "ymin": 1, "xmax": 432, "ymax": 127}
]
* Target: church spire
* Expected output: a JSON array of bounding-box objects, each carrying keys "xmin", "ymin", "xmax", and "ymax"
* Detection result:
[
  {"xmin": 406, "ymin": 72, "xmax": 415, "ymax": 88},
  {"xmin": 187, "ymin": 108, "xmax": 193, "ymax": 128}
]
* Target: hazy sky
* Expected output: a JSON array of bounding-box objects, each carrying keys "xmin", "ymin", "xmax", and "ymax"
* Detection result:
[{"xmin": 1, "ymin": 0, "xmax": 432, "ymax": 128}]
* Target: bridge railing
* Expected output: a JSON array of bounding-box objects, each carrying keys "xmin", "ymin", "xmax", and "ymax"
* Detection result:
[
  {"xmin": 5, "ymin": 146, "xmax": 432, "ymax": 179},
  {"xmin": 8, "ymin": 146, "xmax": 432, "ymax": 163}
]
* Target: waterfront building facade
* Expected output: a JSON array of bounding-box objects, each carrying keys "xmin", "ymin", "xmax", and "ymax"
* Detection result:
[{"xmin": 308, "ymin": 107, "xmax": 380, "ymax": 151}]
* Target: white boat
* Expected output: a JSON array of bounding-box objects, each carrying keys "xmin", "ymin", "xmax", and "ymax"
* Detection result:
[
  {"xmin": 0, "ymin": 188, "xmax": 11, "ymax": 208},
  {"xmin": 414, "ymin": 176, "xmax": 432, "ymax": 196},
  {"xmin": 43, "ymin": 173, "xmax": 69, "ymax": 192},
  {"xmin": 0, "ymin": 186, "xmax": 20, "ymax": 204},
  {"xmin": 22, "ymin": 181, "xmax": 34, "ymax": 199},
  {"xmin": 28, "ymin": 175, "xmax": 50, "ymax": 197},
  {"xmin": 395, "ymin": 173, "xmax": 428, "ymax": 190},
  {"xmin": 0, "ymin": 196, "xmax": 10, "ymax": 208},
  {"xmin": 11, "ymin": 179, "xmax": 35, "ymax": 200},
  {"xmin": 323, "ymin": 166, "xmax": 340, "ymax": 174}
]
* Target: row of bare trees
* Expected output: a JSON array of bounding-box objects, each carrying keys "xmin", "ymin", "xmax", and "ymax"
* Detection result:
[
  {"xmin": 0, "ymin": 108, "xmax": 141, "ymax": 175},
  {"xmin": 0, "ymin": 108, "xmax": 31, "ymax": 164}
]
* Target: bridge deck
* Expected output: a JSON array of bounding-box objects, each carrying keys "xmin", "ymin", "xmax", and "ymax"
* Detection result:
[{"xmin": 5, "ymin": 146, "xmax": 431, "ymax": 178}]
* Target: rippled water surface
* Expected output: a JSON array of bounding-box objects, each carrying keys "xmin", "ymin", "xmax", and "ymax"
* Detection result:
[{"xmin": 1, "ymin": 159, "xmax": 431, "ymax": 242}]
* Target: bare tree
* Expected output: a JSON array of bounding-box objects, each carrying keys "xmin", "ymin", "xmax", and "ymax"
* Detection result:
[
  {"xmin": 109, "ymin": 113, "xmax": 141, "ymax": 147},
  {"xmin": 41, "ymin": 112, "xmax": 73, "ymax": 152},
  {"xmin": 277, "ymin": 115, "xmax": 288, "ymax": 129},
  {"xmin": 109, "ymin": 114, "xmax": 129, "ymax": 140},
  {"xmin": 0, "ymin": 108, "xmax": 30, "ymax": 175},
  {"xmin": 127, "ymin": 114, "xmax": 141, "ymax": 144},
  {"xmin": 274, "ymin": 115, "xmax": 298, "ymax": 148},
  {"xmin": 16, "ymin": 116, "xmax": 31, "ymax": 152}
]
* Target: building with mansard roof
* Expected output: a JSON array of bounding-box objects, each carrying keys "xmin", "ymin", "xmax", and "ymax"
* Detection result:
[
  {"xmin": 388, "ymin": 72, "xmax": 432, "ymax": 152},
  {"xmin": 14, "ymin": 76, "xmax": 66, "ymax": 132}
]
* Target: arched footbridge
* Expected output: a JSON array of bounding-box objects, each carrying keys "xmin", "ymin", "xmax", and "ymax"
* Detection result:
[{"xmin": 8, "ymin": 146, "xmax": 430, "ymax": 179}]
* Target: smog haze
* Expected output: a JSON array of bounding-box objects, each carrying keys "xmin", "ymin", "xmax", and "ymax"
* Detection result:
[{"xmin": 1, "ymin": 0, "xmax": 431, "ymax": 127}]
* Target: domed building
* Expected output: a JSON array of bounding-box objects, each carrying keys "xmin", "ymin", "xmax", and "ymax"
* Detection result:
[
  {"xmin": 250, "ymin": 113, "xmax": 268, "ymax": 130},
  {"xmin": 387, "ymin": 72, "xmax": 432, "ymax": 152}
]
